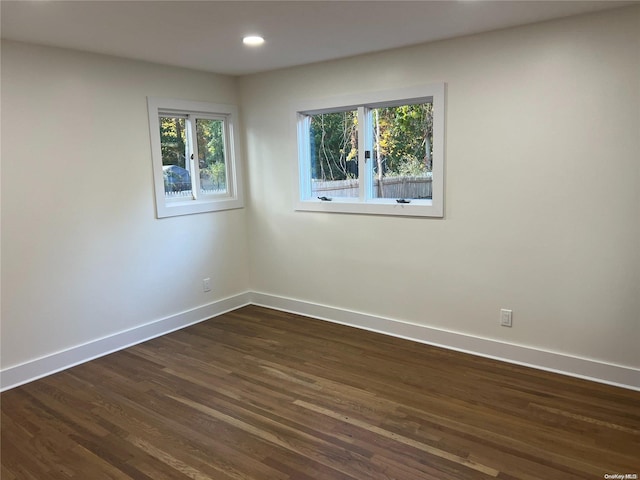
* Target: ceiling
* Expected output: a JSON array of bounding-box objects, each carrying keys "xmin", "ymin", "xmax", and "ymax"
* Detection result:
[{"xmin": 1, "ymin": 0, "xmax": 635, "ymax": 76}]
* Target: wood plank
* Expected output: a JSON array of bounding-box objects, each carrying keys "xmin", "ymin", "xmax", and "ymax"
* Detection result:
[{"xmin": 2, "ymin": 305, "xmax": 639, "ymax": 479}]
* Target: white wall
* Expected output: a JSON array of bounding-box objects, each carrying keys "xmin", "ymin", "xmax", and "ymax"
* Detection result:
[
  {"xmin": 1, "ymin": 42, "xmax": 249, "ymax": 370},
  {"xmin": 240, "ymin": 7, "xmax": 640, "ymax": 370},
  {"xmin": 1, "ymin": 6, "xmax": 638, "ymax": 389}
]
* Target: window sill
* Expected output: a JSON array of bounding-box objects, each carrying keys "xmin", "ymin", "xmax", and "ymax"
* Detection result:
[
  {"xmin": 294, "ymin": 198, "xmax": 443, "ymax": 217},
  {"xmin": 156, "ymin": 197, "xmax": 244, "ymax": 218}
]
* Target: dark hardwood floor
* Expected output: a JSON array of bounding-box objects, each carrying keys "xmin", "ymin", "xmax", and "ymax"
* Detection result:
[{"xmin": 2, "ymin": 305, "xmax": 639, "ymax": 479}]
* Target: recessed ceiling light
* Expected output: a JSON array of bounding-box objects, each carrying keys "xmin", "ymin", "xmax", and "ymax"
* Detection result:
[{"xmin": 243, "ymin": 35, "xmax": 265, "ymax": 46}]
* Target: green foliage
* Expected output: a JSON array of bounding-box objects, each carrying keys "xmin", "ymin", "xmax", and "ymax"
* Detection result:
[
  {"xmin": 160, "ymin": 116, "xmax": 186, "ymax": 167},
  {"xmin": 201, "ymin": 161, "xmax": 226, "ymax": 190},
  {"xmin": 197, "ymin": 119, "xmax": 226, "ymax": 191},
  {"xmin": 384, "ymin": 155, "xmax": 430, "ymax": 177},
  {"xmin": 160, "ymin": 116, "xmax": 227, "ymax": 191},
  {"xmin": 197, "ymin": 118, "xmax": 225, "ymax": 165},
  {"xmin": 309, "ymin": 110, "xmax": 358, "ymax": 181},
  {"xmin": 374, "ymin": 103, "xmax": 433, "ymax": 176},
  {"xmin": 308, "ymin": 102, "xmax": 433, "ymax": 182}
]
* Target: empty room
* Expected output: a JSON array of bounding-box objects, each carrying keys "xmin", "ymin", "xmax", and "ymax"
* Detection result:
[{"xmin": 1, "ymin": 1, "xmax": 639, "ymax": 479}]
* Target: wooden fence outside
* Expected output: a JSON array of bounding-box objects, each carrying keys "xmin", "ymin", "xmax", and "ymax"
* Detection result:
[{"xmin": 312, "ymin": 176, "xmax": 432, "ymax": 199}]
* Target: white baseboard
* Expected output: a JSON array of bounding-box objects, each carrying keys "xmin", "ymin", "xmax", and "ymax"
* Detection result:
[
  {"xmin": 250, "ymin": 292, "xmax": 640, "ymax": 391},
  {"xmin": 3, "ymin": 291, "xmax": 638, "ymax": 392},
  {"xmin": 0, "ymin": 292, "xmax": 252, "ymax": 392}
]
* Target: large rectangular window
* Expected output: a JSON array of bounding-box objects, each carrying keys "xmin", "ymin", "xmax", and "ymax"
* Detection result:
[
  {"xmin": 296, "ymin": 84, "xmax": 444, "ymax": 217},
  {"xmin": 148, "ymin": 98, "xmax": 244, "ymax": 218}
]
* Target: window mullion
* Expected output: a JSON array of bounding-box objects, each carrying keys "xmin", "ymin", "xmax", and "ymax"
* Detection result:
[
  {"xmin": 358, "ymin": 106, "xmax": 371, "ymax": 202},
  {"xmin": 186, "ymin": 115, "xmax": 200, "ymax": 200}
]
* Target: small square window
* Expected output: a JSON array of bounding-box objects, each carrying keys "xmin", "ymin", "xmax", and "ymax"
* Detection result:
[{"xmin": 148, "ymin": 98, "xmax": 244, "ymax": 218}]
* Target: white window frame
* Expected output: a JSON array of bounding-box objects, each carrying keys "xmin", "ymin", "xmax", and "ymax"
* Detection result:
[
  {"xmin": 294, "ymin": 83, "xmax": 445, "ymax": 217},
  {"xmin": 147, "ymin": 97, "xmax": 244, "ymax": 218}
]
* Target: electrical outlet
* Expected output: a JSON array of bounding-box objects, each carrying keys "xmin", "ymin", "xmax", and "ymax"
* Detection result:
[
  {"xmin": 500, "ymin": 309, "xmax": 513, "ymax": 327},
  {"xmin": 202, "ymin": 278, "xmax": 211, "ymax": 292}
]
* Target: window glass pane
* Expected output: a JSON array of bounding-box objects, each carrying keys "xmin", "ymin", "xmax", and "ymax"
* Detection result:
[
  {"xmin": 159, "ymin": 116, "xmax": 191, "ymax": 198},
  {"xmin": 196, "ymin": 118, "xmax": 227, "ymax": 195},
  {"xmin": 308, "ymin": 110, "xmax": 359, "ymax": 198},
  {"xmin": 370, "ymin": 102, "xmax": 433, "ymax": 200}
]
